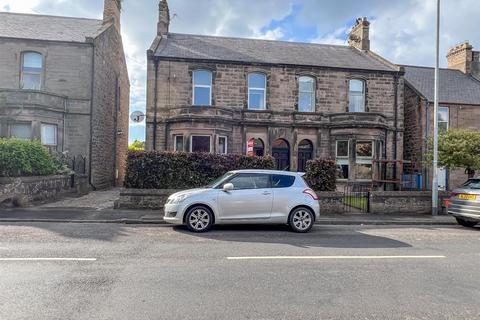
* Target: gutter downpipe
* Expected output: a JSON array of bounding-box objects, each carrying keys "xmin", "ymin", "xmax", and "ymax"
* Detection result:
[
  {"xmin": 153, "ymin": 58, "xmax": 159, "ymax": 150},
  {"xmin": 393, "ymin": 73, "xmax": 399, "ymax": 190},
  {"xmin": 88, "ymin": 38, "xmax": 96, "ymax": 191}
]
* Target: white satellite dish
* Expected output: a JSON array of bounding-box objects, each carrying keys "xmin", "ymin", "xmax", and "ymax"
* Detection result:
[{"xmin": 130, "ymin": 111, "xmax": 145, "ymax": 123}]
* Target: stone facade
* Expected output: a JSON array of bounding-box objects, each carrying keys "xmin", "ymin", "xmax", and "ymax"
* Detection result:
[
  {"xmin": 0, "ymin": 0, "xmax": 130, "ymax": 189},
  {"xmin": 403, "ymin": 42, "xmax": 480, "ymax": 190},
  {"xmin": 146, "ymin": 1, "xmax": 404, "ymax": 184}
]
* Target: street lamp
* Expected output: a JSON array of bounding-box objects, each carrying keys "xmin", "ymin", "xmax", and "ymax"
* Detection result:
[{"xmin": 432, "ymin": 0, "xmax": 441, "ymax": 215}]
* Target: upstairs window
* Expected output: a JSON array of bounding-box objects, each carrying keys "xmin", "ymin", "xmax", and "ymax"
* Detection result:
[
  {"xmin": 438, "ymin": 107, "xmax": 449, "ymax": 133},
  {"xmin": 298, "ymin": 76, "xmax": 315, "ymax": 112},
  {"xmin": 248, "ymin": 73, "xmax": 266, "ymax": 110},
  {"xmin": 193, "ymin": 70, "xmax": 212, "ymax": 106},
  {"xmin": 21, "ymin": 52, "xmax": 43, "ymax": 90},
  {"xmin": 349, "ymin": 79, "xmax": 365, "ymax": 112}
]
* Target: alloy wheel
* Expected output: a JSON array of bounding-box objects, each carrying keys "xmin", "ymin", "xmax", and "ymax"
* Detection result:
[
  {"xmin": 188, "ymin": 208, "xmax": 211, "ymax": 231},
  {"xmin": 292, "ymin": 209, "xmax": 313, "ymax": 232}
]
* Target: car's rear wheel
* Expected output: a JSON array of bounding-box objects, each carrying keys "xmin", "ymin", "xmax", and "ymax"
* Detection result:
[
  {"xmin": 456, "ymin": 217, "xmax": 478, "ymax": 228},
  {"xmin": 289, "ymin": 207, "xmax": 314, "ymax": 233},
  {"xmin": 185, "ymin": 206, "xmax": 213, "ymax": 233}
]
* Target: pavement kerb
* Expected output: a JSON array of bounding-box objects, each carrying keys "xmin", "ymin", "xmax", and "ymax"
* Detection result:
[{"xmin": 0, "ymin": 218, "xmax": 457, "ymax": 226}]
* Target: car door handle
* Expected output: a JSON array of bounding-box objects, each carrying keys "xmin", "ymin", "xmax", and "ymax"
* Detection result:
[{"xmin": 262, "ymin": 192, "xmax": 271, "ymax": 195}]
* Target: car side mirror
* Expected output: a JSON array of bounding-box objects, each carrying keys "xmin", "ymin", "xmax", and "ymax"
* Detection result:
[{"xmin": 223, "ymin": 183, "xmax": 234, "ymax": 192}]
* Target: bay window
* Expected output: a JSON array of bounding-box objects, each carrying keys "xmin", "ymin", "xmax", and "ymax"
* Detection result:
[
  {"xmin": 190, "ymin": 135, "xmax": 211, "ymax": 153},
  {"xmin": 41, "ymin": 123, "xmax": 57, "ymax": 146},
  {"xmin": 336, "ymin": 140, "xmax": 349, "ymax": 180},
  {"xmin": 355, "ymin": 141, "xmax": 373, "ymax": 180}
]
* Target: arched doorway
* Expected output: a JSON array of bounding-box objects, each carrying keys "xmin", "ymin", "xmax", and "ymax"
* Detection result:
[
  {"xmin": 298, "ymin": 139, "xmax": 313, "ymax": 172},
  {"xmin": 247, "ymin": 138, "xmax": 265, "ymax": 156},
  {"xmin": 272, "ymin": 139, "xmax": 290, "ymax": 171}
]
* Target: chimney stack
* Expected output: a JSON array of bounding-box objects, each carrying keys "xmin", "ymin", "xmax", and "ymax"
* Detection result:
[
  {"xmin": 447, "ymin": 41, "xmax": 480, "ymax": 79},
  {"xmin": 158, "ymin": 0, "xmax": 170, "ymax": 36},
  {"xmin": 103, "ymin": 0, "xmax": 121, "ymax": 31},
  {"xmin": 348, "ymin": 17, "xmax": 370, "ymax": 51}
]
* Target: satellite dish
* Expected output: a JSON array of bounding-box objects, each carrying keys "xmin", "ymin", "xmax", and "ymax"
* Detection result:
[{"xmin": 130, "ymin": 111, "xmax": 145, "ymax": 123}]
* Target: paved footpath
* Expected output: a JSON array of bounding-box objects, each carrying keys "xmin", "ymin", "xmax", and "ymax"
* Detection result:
[
  {"xmin": 0, "ymin": 207, "xmax": 457, "ymax": 225},
  {"xmin": 0, "ymin": 223, "xmax": 478, "ymax": 320}
]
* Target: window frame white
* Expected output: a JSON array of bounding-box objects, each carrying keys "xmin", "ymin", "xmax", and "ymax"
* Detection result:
[
  {"xmin": 355, "ymin": 140, "xmax": 374, "ymax": 180},
  {"xmin": 40, "ymin": 123, "xmax": 57, "ymax": 146},
  {"xmin": 298, "ymin": 76, "xmax": 316, "ymax": 112},
  {"xmin": 217, "ymin": 136, "xmax": 228, "ymax": 154},
  {"xmin": 438, "ymin": 106, "xmax": 449, "ymax": 132},
  {"xmin": 190, "ymin": 135, "xmax": 212, "ymax": 153},
  {"xmin": 248, "ymin": 73, "xmax": 267, "ymax": 110},
  {"xmin": 20, "ymin": 51, "xmax": 43, "ymax": 90},
  {"xmin": 192, "ymin": 70, "xmax": 212, "ymax": 106},
  {"xmin": 348, "ymin": 79, "xmax": 366, "ymax": 112},
  {"xmin": 174, "ymin": 135, "xmax": 184, "ymax": 152}
]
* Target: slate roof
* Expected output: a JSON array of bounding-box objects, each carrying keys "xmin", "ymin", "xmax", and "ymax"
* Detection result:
[
  {"xmin": 155, "ymin": 33, "xmax": 397, "ymax": 72},
  {"xmin": 403, "ymin": 65, "xmax": 480, "ymax": 105},
  {"xmin": 0, "ymin": 12, "xmax": 104, "ymax": 43}
]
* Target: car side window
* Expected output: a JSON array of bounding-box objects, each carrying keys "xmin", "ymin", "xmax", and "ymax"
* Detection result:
[
  {"xmin": 227, "ymin": 174, "xmax": 270, "ymax": 190},
  {"xmin": 271, "ymin": 175, "xmax": 295, "ymax": 188}
]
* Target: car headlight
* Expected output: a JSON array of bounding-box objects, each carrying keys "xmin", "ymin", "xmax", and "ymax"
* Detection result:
[{"xmin": 170, "ymin": 194, "xmax": 190, "ymax": 204}]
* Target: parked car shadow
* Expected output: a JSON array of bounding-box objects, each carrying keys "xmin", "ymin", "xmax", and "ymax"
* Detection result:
[{"xmin": 172, "ymin": 224, "xmax": 412, "ymax": 249}]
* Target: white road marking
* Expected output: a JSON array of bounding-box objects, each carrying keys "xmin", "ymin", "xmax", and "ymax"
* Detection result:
[
  {"xmin": 227, "ymin": 255, "xmax": 446, "ymax": 260},
  {"xmin": 0, "ymin": 258, "xmax": 97, "ymax": 261}
]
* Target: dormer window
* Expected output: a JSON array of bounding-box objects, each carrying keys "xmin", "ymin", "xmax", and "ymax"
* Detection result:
[
  {"xmin": 193, "ymin": 70, "xmax": 212, "ymax": 106},
  {"xmin": 298, "ymin": 76, "xmax": 315, "ymax": 112},
  {"xmin": 348, "ymin": 79, "xmax": 365, "ymax": 112},
  {"xmin": 21, "ymin": 52, "xmax": 43, "ymax": 90}
]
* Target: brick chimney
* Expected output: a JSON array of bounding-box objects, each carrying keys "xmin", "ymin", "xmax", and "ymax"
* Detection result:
[
  {"xmin": 447, "ymin": 41, "xmax": 480, "ymax": 79},
  {"xmin": 348, "ymin": 17, "xmax": 370, "ymax": 51},
  {"xmin": 158, "ymin": 0, "xmax": 170, "ymax": 36},
  {"xmin": 103, "ymin": 0, "xmax": 121, "ymax": 31}
]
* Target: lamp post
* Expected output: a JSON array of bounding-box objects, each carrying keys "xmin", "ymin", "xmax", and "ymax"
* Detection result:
[{"xmin": 432, "ymin": 0, "xmax": 441, "ymax": 215}]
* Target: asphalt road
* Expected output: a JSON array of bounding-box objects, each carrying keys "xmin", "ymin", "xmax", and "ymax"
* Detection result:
[{"xmin": 0, "ymin": 223, "xmax": 479, "ymax": 320}]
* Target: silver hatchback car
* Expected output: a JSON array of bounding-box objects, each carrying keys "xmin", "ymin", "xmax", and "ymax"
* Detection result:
[
  {"xmin": 448, "ymin": 178, "xmax": 480, "ymax": 228},
  {"xmin": 163, "ymin": 170, "xmax": 320, "ymax": 233}
]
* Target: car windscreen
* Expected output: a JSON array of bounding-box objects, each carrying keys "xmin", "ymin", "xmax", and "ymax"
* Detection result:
[
  {"xmin": 207, "ymin": 172, "xmax": 235, "ymax": 188},
  {"xmin": 462, "ymin": 179, "xmax": 480, "ymax": 189}
]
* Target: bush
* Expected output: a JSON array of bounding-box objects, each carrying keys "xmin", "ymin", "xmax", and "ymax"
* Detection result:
[
  {"xmin": 0, "ymin": 139, "xmax": 57, "ymax": 177},
  {"xmin": 303, "ymin": 159, "xmax": 337, "ymax": 191},
  {"xmin": 125, "ymin": 151, "xmax": 276, "ymax": 189}
]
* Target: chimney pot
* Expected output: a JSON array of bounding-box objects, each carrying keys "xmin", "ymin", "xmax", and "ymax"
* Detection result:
[
  {"xmin": 103, "ymin": 0, "xmax": 121, "ymax": 31},
  {"xmin": 158, "ymin": 0, "xmax": 170, "ymax": 36},
  {"xmin": 348, "ymin": 17, "xmax": 370, "ymax": 51}
]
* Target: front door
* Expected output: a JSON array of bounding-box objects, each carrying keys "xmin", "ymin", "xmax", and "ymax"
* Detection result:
[
  {"xmin": 272, "ymin": 139, "xmax": 290, "ymax": 171},
  {"xmin": 217, "ymin": 173, "xmax": 273, "ymax": 220}
]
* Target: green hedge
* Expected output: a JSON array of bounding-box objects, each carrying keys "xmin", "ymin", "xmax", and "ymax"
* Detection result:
[
  {"xmin": 125, "ymin": 151, "xmax": 276, "ymax": 189},
  {"xmin": 303, "ymin": 159, "xmax": 337, "ymax": 191},
  {"xmin": 125, "ymin": 151, "xmax": 337, "ymax": 191},
  {"xmin": 0, "ymin": 139, "xmax": 57, "ymax": 177}
]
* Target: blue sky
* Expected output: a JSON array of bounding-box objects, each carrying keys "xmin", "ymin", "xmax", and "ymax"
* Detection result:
[{"xmin": 1, "ymin": 0, "xmax": 479, "ymax": 144}]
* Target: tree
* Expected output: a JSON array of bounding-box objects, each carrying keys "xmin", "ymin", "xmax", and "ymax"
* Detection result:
[
  {"xmin": 426, "ymin": 129, "xmax": 480, "ymax": 178},
  {"xmin": 128, "ymin": 140, "xmax": 145, "ymax": 151}
]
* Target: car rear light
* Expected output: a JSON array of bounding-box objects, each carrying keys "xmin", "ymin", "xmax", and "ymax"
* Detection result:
[
  {"xmin": 303, "ymin": 188, "xmax": 319, "ymax": 200},
  {"xmin": 444, "ymin": 199, "xmax": 449, "ymax": 207}
]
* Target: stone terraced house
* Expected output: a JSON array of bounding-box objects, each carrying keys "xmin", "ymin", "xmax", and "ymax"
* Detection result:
[
  {"xmin": 403, "ymin": 42, "xmax": 480, "ymax": 190},
  {"xmin": 0, "ymin": 0, "xmax": 130, "ymax": 189},
  {"xmin": 146, "ymin": 0, "xmax": 405, "ymax": 185}
]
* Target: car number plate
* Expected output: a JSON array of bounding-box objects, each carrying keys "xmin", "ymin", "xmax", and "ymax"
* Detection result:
[{"xmin": 458, "ymin": 194, "xmax": 476, "ymax": 200}]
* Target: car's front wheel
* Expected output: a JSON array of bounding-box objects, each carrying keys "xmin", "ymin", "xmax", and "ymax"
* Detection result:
[
  {"xmin": 185, "ymin": 206, "xmax": 214, "ymax": 233},
  {"xmin": 456, "ymin": 217, "xmax": 478, "ymax": 228},
  {"xmin": 289, "ymin": 207, "xmax": 314, "ymax": 233}
]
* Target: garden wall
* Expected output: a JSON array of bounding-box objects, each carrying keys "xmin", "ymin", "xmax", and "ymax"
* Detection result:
[
  {"xmin": 0, "ymin": 174, "xmax": 89, "ymax": 207},
  {"xmin": 116, "ymin": 189, "xmax": 450, "ymax": 215}
]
